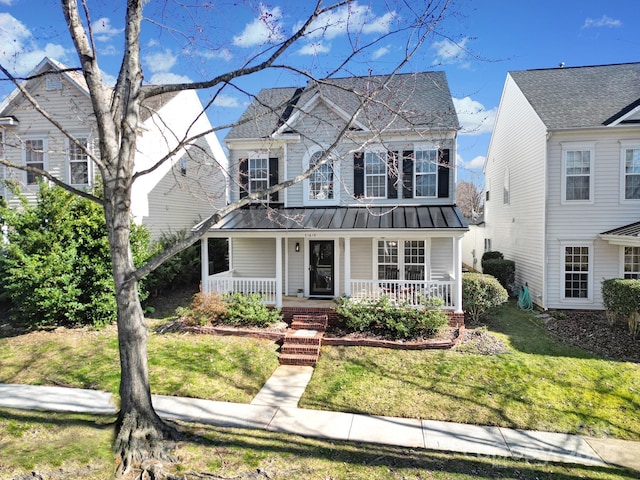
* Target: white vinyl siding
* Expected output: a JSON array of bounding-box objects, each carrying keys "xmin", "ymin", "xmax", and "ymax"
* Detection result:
[
  {"xmin": 430, "ymin": 237, "xmax": 450, "ymax": 280},
  {"xmin": 350, "ymin": 238, "xmax": 372, "ymax": 279},
  {"xmin": 231, "ymin": 238, "xmax": 276, "ymax": 277}
]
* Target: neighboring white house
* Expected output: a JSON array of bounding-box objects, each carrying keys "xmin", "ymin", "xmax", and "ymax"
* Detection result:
[
  {"xmin": 482, "ymin": 63, "xmax": 640, "ymax": 310},
  {"xmin": 199, "ymin": 72, "xmax": 468, "ymax": 320},
  {"xmin": 0, "ymin": 57, "xmax": 227, "ymax": 240}
]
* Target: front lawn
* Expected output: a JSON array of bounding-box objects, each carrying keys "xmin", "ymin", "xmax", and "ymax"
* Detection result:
[{"xmin": 301, "ymin": 302, "xmax": 640, "ymax": 440}]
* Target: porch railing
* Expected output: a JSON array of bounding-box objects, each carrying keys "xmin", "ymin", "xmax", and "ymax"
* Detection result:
[
  {"xmin": 204, "ymin": 270, "xmax": 277, "ymax": 305},
  {"xmin": 349, "ymin": 279, "xmax": 454, "ymax": 309}
]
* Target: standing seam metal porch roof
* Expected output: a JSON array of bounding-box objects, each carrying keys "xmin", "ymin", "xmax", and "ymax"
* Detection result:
[{"xmin": 208, "ymin": 206, "xmax": 468, "ymax": 231}]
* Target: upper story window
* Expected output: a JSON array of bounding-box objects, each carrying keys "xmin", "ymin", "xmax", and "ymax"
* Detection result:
[
  {"xmin": 249, "ymin": 157, "xmax": 268, "ymax": 192},
  {"xmin": 562, "ymin": 144, "xmax": 594, "ymax": 203},
  {"xmin": 414, "ymin": 149, "xmax": 437, "ymax": 198},
  {"xmin": 68, "ymin": 138, "xmax": 90, "ymax": 186},
  {"xmin": 623, "ymin": 145, "xmax": 640, "ymax": 200},
  {"xmin": 24, "ymin": 138, "xmax": 46, "ymax": 185},
  {"xmin": 308, "ymin": 150, "xmax": 334, "ymax": 201},
  {"xmin": 239, "ymin": 155, "xmax": 279, "ymax": 202},
  {"xmin": 364, "ymin": 150, "xmax": 387, "ymax": 198}
]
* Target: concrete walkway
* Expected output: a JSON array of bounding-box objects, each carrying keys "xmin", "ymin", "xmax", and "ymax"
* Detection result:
[{"xmin": 1, "ymin": 367, "xmax": 638, "ymax": 472}]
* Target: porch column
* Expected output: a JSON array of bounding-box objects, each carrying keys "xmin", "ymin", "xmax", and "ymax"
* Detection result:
[
  {"xmin": 275, "ymin": 237, "xmax": 283, "ymax": 307},
  {"xmin": 344, "ymin": 237, "xmax": 351, "ymax": 297},
  {"xmin": 453, "ymin": 236, "xmax": 463, "ymax": 313},
  {"xmin": 201, "ymin": 236, "xmax": 209, "ymax": 293}
]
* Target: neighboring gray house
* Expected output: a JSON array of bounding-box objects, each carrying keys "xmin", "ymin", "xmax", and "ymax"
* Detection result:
[
  {"xmin": 483, "ymin": 63, "xmax": 640, "ymax": 310},
  {"xmin": 0, "ymin": 57, "xmax": 228, "ymax": 240},
  {"xmin": 199, "ymin": 72, "xmax": 468, "ymax": 319}
]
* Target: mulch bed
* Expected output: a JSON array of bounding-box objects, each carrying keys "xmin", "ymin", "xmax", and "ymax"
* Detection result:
[{"xmin": 537, "ymin": 310, "xmax": 639, "ymax": 363}]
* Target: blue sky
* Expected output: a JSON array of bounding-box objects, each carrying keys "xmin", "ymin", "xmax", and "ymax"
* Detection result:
[{"xmin": 0, "ymin": 0, "xmax": 638, "ymax": 185}]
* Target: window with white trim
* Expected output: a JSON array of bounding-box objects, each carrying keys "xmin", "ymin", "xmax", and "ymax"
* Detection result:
[
  {"xmin": 68, "ymin": 138, "xmax": 90, "ymax": 186},
  {"xmin": 248, "ymin": 157, "xmax": 268, "ymax": 193},
  {"xmin": 404, "ymin": 240, "xmax": 425, "ymax": 280},
  {"xmin": 624, "ymin": 246, "xmax": 640, "ymax": 279},
  {"xmin": 25, "ymin": 138, "xmax": 45, "ymax": 185},
  {"xmin": 563, "ymin": 147, "xmax": 593, "ymax": 202},
  {"xmin": 308, "ymin": 150, "xmax": 334, "ymax": 200},
  {"xmin": 377, "ymin": 240, "xmax": 398, "ymax": 280},
  {"xmin": 623, "ymin": 146, "xmax": 640, "ymax": 200},
  {"xmin": 563, "ymin": 245, "xmax": 590, "ymax": 299},
  {"xmin": 414, "ymin": 148, "xmax": 437, "ymax": 197},
  {"xmin": 364, "ymin": 151, "xmax": 387, "ymax": 198},
  {"xmin": 377, "ymin": 239, "xmax": 427, "ymax": 281}
]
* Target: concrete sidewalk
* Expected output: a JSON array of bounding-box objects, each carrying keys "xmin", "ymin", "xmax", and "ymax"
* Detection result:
[{"xmin": 1, "ymin": 369, "xmax": 638, "ymax": 472}]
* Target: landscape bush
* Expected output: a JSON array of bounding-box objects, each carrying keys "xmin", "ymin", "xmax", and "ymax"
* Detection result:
[
  {"xmin": 601, "ymin": 278, "xmax": 640, "ymax": 338},
  {"xmin": 180, "ymin": 292, "xmax": 282, "ymax": 327},
  {"xmin": 462, "ymin": 272, "xmax": 509, "ymax": 323},
  {"xmin": 482, "ymin": 258, "xmax": 516, "ymax": 294},
  {"xmin": 0, "ymin": 183, "xmax": 152, "ymax": 327},
  {"xmin": 334, "ymin": 295, "xmax": 449, "ymax": 340},
  {"xmin": 481, "ymin": 250, "xmax": 504, "ymax": 269}
]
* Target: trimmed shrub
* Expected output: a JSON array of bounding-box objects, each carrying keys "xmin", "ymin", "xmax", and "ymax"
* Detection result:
[
  {"xmin": 601, "ymin": 278, "xmax": 640, "ymax": 338},
  {"xmin": 481, "ymin": 250, "xmax": 503, "ymax": 270},
  {"xmin": 223, "ymin": 293, "xmax": 282, "ymax": 327},
  {"xmin": 334, "ymin": 295, "xmax": 449, "ymax": 340},
  {"xmin": 462, "ymin": 272, "xmax": 508, "ymax": 323},
  {"xmin": 482, "ymin": 258, "xmax": 516, "ymax": 293}
]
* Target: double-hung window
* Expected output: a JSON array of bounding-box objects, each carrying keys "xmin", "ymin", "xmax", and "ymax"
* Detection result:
[
  {"xmin": 562, "ymin": 145, "xmax": 593, "ymax": 202},
  {"xmin": 308, "ymin": 150, "xmax": 334, "ymax": 201},
  {"xmin": 68, "ymin": 138, "xmax": 90, "ymax": 186},
  {"xmin": 25, "ymin": 138, "xmax": 45, "ymax": 185},
  {"xmin": 623, "ymin": 145, "xmax": 640, "ymax": 200},
  {"xmin": 563, "ymin": 244, "xmax": 591, "ymax": 300},
  {"xmin": 248, "ymin": 157, "xmax": 269, "ymax": 193},
  {"xmin": 414, "ymin": 149, "xmax": 437, "ymax": 197},
  {"xmin": 624, "ymin": 247, "xmax": 640, "ymax": 279},
  {"xmin": 364, "ymin": 151, "xmax": 387, "ymax": 198}
]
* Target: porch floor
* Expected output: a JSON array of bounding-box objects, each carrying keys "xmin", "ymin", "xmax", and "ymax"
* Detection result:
[{"xmin": 281, "ymin": 296, "xmax": 337, "ymax": 309}]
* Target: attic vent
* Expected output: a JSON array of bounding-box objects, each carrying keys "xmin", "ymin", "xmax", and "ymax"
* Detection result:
[{"xmin": 46, "ymin": 74, "xmax": 62, "ymax": 91}]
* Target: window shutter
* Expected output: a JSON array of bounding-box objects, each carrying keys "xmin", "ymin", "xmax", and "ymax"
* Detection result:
[
  {"xmin": 353, "ymin": 152, "xmax": 364, "ymax": 198},
  {"xmin": 239, "ymin": 158, "xmax": 248, "ymax": 199},
  {"xmin": 387, "ymin": 151, "xmax": 398, "ymax": 199},
  {"xmin": 269, "ymin": 157, "xmax": 279, "ymax": 202},
  {"xmin": 438, "ymin": 148, "xmax": 450, "ymax": 198},
  {"xmin": 402, "ymin": 150, "xmax": 413, "ymax": 199}
]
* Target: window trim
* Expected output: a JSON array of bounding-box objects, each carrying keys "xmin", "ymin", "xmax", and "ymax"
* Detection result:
[
  {"xmin": 364, "ymin": 148, "xmax": 388, "ymax": 199},
  {"xmin": 561, "ymin": 143, "xmax": 595, "ymax": 204},
  {"xmin": 303, "ymin": 147, "xmax": 338, "ymax": 205},
  {"xmin": 374, "ymin": 238, "xmax": 429, "ymax": 281},
  {"xmin": 620, "ymin": 140, "xmax": 640, "ymax": 203},
  {"xmin": 621, "ymin": 245, "xmax": 640, "ymax": 279},
  {"xmin": 23, "ymin": 137, "xmax": 48, "ymax": 187},
  {"xmin": 560, "ymin": 241, "xmax": 593, "ymax": 303},
  {"xmin": 66, "ymin": 136, "xmax": 93, "ymax": 187},
  {"xmin": 248, "ymin": 155, "xmax": 269, "ymax": 194},
  {"xmin": 413, "ymin": 147, "xmax": 438, "ymax": 198}
]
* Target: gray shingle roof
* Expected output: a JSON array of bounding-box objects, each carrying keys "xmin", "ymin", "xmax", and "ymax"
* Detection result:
[
  {"xmin": 225, "ymin": 72, "xmax": 459, "ymax": 140},
  {"xmin": 210, "ymin": 205, "xmax": 468, "ymax": 231},
  {"xmin": 509, "ymin": 63, "xmax": 640, "ymax": 129}
]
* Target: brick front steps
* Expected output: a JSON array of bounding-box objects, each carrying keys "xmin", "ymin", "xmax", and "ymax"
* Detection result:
[{"xmin": 279, "ymin": 314, "xmax": 328, "ymax": 366}]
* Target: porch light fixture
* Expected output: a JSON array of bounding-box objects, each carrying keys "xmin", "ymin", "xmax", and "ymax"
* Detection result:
[{"xmin": 295, "ymin": 242, "xmax": 300, "ymax": 252}]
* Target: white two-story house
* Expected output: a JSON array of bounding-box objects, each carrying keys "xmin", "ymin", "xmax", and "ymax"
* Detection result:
[
  {"xmin": 0, "ymin": 57, "xmax": 227, "ymax": 240},
  {"xmin": 483, "ymin": 63, "xmax": 640, "ymax": 310},
  {"xmin": 199, "ymin": 72, "xmax": 467, "ymax": 321}
]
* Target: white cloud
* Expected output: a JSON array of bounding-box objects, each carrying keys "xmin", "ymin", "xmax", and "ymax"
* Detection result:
[
  {"xmin": 0, "ymin": 0, "xmax": 15, "ymax": 5},
  {"xmin": 148, "ymin": 72, "xmax": 192, "ymax": 85},
  {"xmin": 295, "ymin": 2, "xmax": 396, "ymax": 41},
  {"xmin": 432, "ymin": 36, "xmax": 469, "ymax": 65},
  {"xmin": 459, "ymin": 154, "xmax": 486, "ymax": 171},
  {"xmin": 213, "ymin": 94, "xmax": 240, "ymax": 108},
  {"xmin": 100, "ymin": 45, "xmax": 118, "ymax": 56},
  {"xmin": 143, "ymin": 50, "xmax": 178, "ymax": 74},
  {"xmin": 196, "ymin": 47, "xmax": 233, "ymax": 62},
  {"xmin": 372, "ymin": 45, "xmax": 390, "ymax": 59},
  {"xmin": 298, "ymin": 42, "xmax": 331, "ymax": 56},
  {"xmin": 100, "ymin": 69, "xmax": 117, "ymax": 87},
  {"xmin": 583, "ymin": 15, "xmax": 622, "ymax": 28},
  {"xmin": 92, "ymin": 17, "xmax": 123, "ymax": 41},
  {"xmin": 453, "ymin": 96, "xmax": 496, "ymax": 136},
  {"xmin": 233, "ymin": 4, "xmax": 284, "ymax": 47}
]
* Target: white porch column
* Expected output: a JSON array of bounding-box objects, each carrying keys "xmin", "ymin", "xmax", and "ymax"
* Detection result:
[
  {"xmin": 201, "ymin": 236, "xmax": 209, "ymax": 293},
  {"xmin": 454, "ymin": 236, "xmax": 463, "ymax": 313},
  {"xmin": 344, "ymin": 237, "xmax": 351, "ymax": 297},
  {"xmin": 275, "ymin": 237, "xmax": 283, "ymax": 307}
]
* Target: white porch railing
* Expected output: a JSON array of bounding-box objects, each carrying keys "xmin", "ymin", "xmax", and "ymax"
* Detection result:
[
  {"xmin": 350, "ymin": 279, "xmax": 455, "ymax": 309},
  {"xmin": 205, "ymin": 270, "xmax": 277, "ymax": 305}
]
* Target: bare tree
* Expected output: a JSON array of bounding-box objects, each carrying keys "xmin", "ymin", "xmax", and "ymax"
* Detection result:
[
  {"xmin": 456, "ymin": 180, "xmax": 483, "ymax": 218},
  {"xmin": 0, "ymin": 0, "xmax": 455, "ymax": 475}
]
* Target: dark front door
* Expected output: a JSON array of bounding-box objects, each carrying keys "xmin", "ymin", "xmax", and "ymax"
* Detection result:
[{"xmin": 309, "ymin": 240, "xmax": 334, "ymax": 296}]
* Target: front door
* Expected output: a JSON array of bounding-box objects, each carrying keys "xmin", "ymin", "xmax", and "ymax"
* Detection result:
[{"xmin": 309, "ymin": 240, "xmax": 334, "ymax": 296}]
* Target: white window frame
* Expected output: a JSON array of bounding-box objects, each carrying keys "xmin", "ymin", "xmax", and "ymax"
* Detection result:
[
  {"xmin": 303, "ymin": 147, "xmax": 338, "ymax": 205},
  {"xmin": 561, "ymin": 143, "xmax": 594, "ymax": 204},
  {"xmin": 414, "ymin": 147, "xmax": 438, "ymax": 198},
  {"xmin": 620, "ymin": 140, "xmax": 640, "ymax": 202},
  {"xmin": 364, "ymin": 148, "xmax": 387, "ymax": 199},
  {"xmin": 248, "ymin": 154, "xmax": 269, "ymax": 194},
  {"xmin": 23, "ymin": 137, "xmax": 48, "ymax": 187},
  {"xmin": 622, "ymin": 246, "xmax": 640, "ymax": 279},
  {"xmin": 560, "ymin": 241, "xmax": 593, "ymax": 303},
  {"xmin": 67, "ymin": 136, "xmax": 92, "ymax": 187},
  {"xmin": 375, "ymin": 239, "xmax": 428, "ymax": 281}
]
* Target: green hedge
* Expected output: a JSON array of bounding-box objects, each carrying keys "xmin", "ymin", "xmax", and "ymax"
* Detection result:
[
  {"xmin": 462, "ymin": 272, "xmax": 508, "ymax": 323},
  {"xmin": 482, "ymin": 258, "xmax": 516, "ymax": 292},
  {"xmin": 601, "ymin": 278, "xmax": 640, "ymax": 338}
]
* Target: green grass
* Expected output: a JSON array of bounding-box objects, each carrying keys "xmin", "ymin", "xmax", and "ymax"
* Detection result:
[
  {"xmin": 301, "ymin": 302, "xmax": 640, "ymax": 440},
  {"xmin": 0, "ymin": 408, "xmax": 636, "ymax": 480}
]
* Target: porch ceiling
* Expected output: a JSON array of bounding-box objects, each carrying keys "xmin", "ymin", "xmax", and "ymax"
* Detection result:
[{"xmin": 205, "ymin": 205, "xmax": 468, "ymax": 232}]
